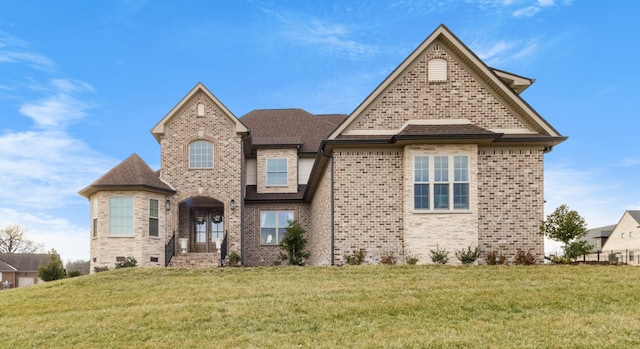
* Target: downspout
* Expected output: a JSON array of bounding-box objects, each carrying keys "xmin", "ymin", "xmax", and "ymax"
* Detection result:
[{"xmin": 321, "ymin": 145, "xmax": 335, "ymax": 266}]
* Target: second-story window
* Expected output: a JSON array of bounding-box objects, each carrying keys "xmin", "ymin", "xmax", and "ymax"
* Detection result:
[
  {"xmin": 189, "ymin": 140, "xmax": 214, "ymax": 168},
  {"xmin": 266, "ymin": 158, "xmax": 287, "ymax": 186}
]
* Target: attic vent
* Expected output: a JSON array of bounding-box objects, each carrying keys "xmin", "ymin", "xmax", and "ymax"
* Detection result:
[
  {"xmin": 197, "ymin": 103, "xmax": 205, "ymax": 117},
  {"xmin": 428, "ymin": 58, "xmax": 447, "ymax": 82}
]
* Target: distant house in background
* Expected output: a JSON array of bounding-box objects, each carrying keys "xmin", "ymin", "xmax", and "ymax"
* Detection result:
[
  {"xmin": 0, "ymin": 253, "xmax": 52, "ymax": 289},
  {"xmin": 579, "ymin": 224, "xmax": 615, "ymax": 253},
  {"xmin": 599, "ymin": 211, "xmax": 640, "ymax": 264}
]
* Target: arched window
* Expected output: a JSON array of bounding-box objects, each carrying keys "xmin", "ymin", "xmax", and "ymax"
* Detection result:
[
  {"xmin": 428, "ymin": 58, "xmax": 447, "ymax": 82},
  {"xmin": 189, "ymin": 140, "xmax": 214, "ymax": 168}
]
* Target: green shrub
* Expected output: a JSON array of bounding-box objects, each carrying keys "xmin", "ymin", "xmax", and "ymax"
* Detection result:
[
  {"xmin": 455, "ymin": 246, "xmax": 480, "ymax": 265},
  {"xmin": 38, "ymin": 249, "xmax": 65, "ymax": 281},
  {"xmin": 486, "ymin": 251, "xmax": 507, "ymax": 265},
  {"xmin": 67, "ymin": 269, "xmax": 83, "ymax": 278},
  {"xmin": 115, "ymin": 256, "xmax": 137, "ymax": 269},
  {"xmin": 514, "ymin": 250, "xmax": 536, "ymax": 265},
  {"xmin": 279, "ymin": 220, "xmax": 310, "ymax": 266},
  {"xmin": 345, "ymin": 249, "xmax": 367, "ymax": 265},
  {"xmin": 93, "ymin": 266, "xmax": 109, "ymax": 273},
  {"xmin": 379, "ymin": 251, "xmax": 397, "ymax": 265},
  {"xmin": 429, "ymin": 245, "xmax": 449, "ymax": 265},
  {"xmin": 404, "ymin": 253, "xmax": 420, "ymax": 265},
  {"xmin": 228, "ymin": 252, "xmax": 241, "ymax": 267}
]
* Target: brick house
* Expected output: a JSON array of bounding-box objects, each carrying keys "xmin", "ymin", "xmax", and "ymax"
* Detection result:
[
  {"xmin": 79, "ymin": 25, "xmax": 566, "ymax": 270},
  {"xmin": 0, "ymin": 253, "xmax": 53, "ymax": 288}
]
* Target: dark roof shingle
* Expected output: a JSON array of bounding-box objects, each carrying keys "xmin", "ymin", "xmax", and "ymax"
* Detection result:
[{"xmin": 0, "ymin": 253, "xmax": 52, "ymax": 272}]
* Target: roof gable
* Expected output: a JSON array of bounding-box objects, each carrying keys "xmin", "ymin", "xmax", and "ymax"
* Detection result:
[
  {"xmin": 329, "ymin": 24, "xmax": 563, "ymax": 142},
  {"xmin": 151, "ymin": 82, "xmax": 248, "ymax": 142},
  {"xmin": 78, "ymin": 153, "xmax": 175, "ymax": 197}
]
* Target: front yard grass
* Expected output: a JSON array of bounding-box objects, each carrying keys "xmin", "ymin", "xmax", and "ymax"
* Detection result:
[{"xmin": 1, "ymin": 265, "xmax": 639, "ymax": 348}]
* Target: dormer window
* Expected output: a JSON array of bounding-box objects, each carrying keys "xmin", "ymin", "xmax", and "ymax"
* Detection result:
[
  {"xmin": 266, "ymin": 158, "xmax": 287, "ymax": 186},
  {"xmin": 189, "ymin": 140, "xmax": 214, "ymax": 168},
  {"xmin": 428, "ymin": 58, "xmax": 447, "ymax": 82}
]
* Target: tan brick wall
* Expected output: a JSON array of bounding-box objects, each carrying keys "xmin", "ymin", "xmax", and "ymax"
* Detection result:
[
  {"xmin": 477, "ymin": 147, "xmax": 545, "ymax": 263},
  {"xmin": 243, "ymin": 203, "xmax": 310, "ymax": 266},
  {"xmin": 332, "ymin": 147, "xmax": 404, "ymax": 265},
  {"xmin": 89, "ymin": 190, "xmax": 167, "ymax": 272},
  {"xmin": 308, "ymin": 162, "xmax": 333, "ymax": 265},
  {"xmin": 403, "ymin": 144, "xmax": 479, "ymax": 265},
  {"xmin": 256, "ymin": 148, "xmax": 298, "ymax": 194},
  {"xmin": 348, "ymin": 42, "xmax": 526, "ymax": 132},
  {"xmin": 159, "ymin": 91, "xmax": 243, "ymax": 255}
]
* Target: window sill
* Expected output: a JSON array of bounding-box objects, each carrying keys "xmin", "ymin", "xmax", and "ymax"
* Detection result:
[
  {"xmin": 107, "ymin": 235, "xmax": 135, "ymax": 238},
  {"xmin": 411, "ymin": 209, "xmax": 472, "ymax": 214}
]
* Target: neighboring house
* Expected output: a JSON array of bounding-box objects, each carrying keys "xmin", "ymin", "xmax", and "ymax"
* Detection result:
[
  {"xmin": 578, "ymin": 224, "xmax": 615, "ymax": 253},
  {"xmin": 600, "ymin": 211, "xmax": 640, "ymax": 265},
  {"xmin": 0, "ymin": 253, "xmax": 52, "ymax": 289},
  {"xmin": 79, "ymin": 25, "xmax": 566, "ymax": 270}
]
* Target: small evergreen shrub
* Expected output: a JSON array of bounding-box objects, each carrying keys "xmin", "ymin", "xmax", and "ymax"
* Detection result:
[
  {"xmin": 429, "ymin": 245, "xmax": 449, "ymax": 265},
  {"xmin": 404, "ymin": 253, "xmax": 420, "ymax": 265},
  {"xmin": 345, "ymin": 249, "xmax": 367, "ymax": 265},
  {"xmin": 93, "ymin": 266, "xmax": 109, "ymax": 273},
  {"xmin": 455, "ymin": 246, "xmax": 480, "ymax": 265},
  {"xmin": 514, "ymin": 250, "xmax": 536, "ymax": 265},
  {"xmin": 38, "ymin": 249, "xmax": 66, "ymax": 281},
  {"xmin": 379, "ymin": 251, "xmax": 397, "ymax": 265},
  {"xmin": 67, "ymin": 269, "xmax": 83, "ymax": 278},
  {"xmin": 228, "ymin": 252, "xmax": 241, "ymax": 267},
  {"xmin": 114, "ymin": 256, "xmax": 137, "ymax": 269},
  {"xmin": 486, "ymin": 251, "xmax": 507, "ymax": 265},
  {"xmin": 279, "ymin": 220, "xmax": 310, "ymax": 266}
]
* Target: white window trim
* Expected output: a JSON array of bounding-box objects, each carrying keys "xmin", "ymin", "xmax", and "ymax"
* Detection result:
[
  {"xmin": 266, "ymin": 158, "xmax": 288, "ymax": 186},
  {"xmin": 413, "ymin": 154, "xmax": 470, "ymax": 213},
  {"xmin": 188, "ymin": 140, "xmax": 214, "ymax": 169},
  {"xmin": 109, "ymin": 196, "xmax": 134, "ymax": 237},
  {"xmin": 149, "ymin": 198, "xmax": 159, "ymax": 239},
  {"xmin": 259, "ymin": 210, "xmax": 294, "ymax": 245}
]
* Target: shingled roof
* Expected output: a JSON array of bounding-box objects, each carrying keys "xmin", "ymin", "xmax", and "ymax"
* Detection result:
[
  {"xmin": 78, "ymin": 153, "xmax": 175, "ymax": 197},
  {"xmin": 241, "ymin": 109, "xmax": 347, "ymax": 154},
  {"xmin": 0, "ymin": 253, "xmax": 52, "ymax": 272}
]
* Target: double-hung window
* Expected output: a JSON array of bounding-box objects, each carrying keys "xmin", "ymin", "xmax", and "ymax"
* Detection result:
[
  {"xmin": 266, "ymin": 158, "xmax": 287, "ymax": 186},
  {"xmin": 149, "ymin": 199, "xmax": 159, "ymax": 237},
  {"xmin": 109, "ymin": 197, "xmax": 133, "ymax": 236},
  {"xmin": 189, "ymin": 140, "xmax": 214, "ymax": 168},
  {"xmin": 413, "ymin": 155, "xmax": 469, "ymax": 211},
  {"xmin": 260, "ymin": 210, "xmax": 293, "ymax": 244}
]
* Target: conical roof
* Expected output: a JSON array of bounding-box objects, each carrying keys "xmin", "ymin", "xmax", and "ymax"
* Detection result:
[{"xmin": 78, "ymin": 153, "xmax": 175, "ymax": 197}]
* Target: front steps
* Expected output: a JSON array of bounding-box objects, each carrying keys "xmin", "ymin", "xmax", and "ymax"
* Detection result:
[{"xmin": 168, "ymin": 252, "xmax": 221, "ymax": 269}]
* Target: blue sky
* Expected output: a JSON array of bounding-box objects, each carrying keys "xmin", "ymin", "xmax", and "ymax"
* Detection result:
[{"xmin": 1, "ymin": 1, "xmax": 638, "ymax": 262}]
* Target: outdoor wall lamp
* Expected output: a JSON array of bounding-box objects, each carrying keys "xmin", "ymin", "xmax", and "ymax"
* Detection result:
[
  {"xmin": 230, "ymin": 199, "xmax": 236, "ymax": 211},
  {"xmin": 165, "ymin": 199, "xmax": 171, "ymax": 211}
]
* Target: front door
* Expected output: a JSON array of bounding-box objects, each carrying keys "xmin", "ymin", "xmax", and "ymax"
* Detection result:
[{"xmin": 193, "ymin": 209, "xmax": 224, "ymax": 252}]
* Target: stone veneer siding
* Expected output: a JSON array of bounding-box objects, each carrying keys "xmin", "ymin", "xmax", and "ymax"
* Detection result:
[
  {"xmin": 477, "ymin": 147, "xmax": 545, "ymax": 263},
  {"xmin": 89, "ymin": 190, "xmax": 167, "ymax": 272},
  {"xmin": 256, "ymin": 148, "xmax": 299, "ymax": 194},
  {"xmin": 307, "ymin": 162, "xmax": 333, "ymax": 266},
  {"xmin": 332, "ymin": 147, "xmax": 404, "ymax": 265},
  {"xmin": 243, "ymin": 203, "xmax": 310, "ymax": 266},
  {"xmin": 159, "ymin": 91, "xmax": 243, "ymax": 255},
  {"xmin": 348, "ymin": 43, "xmax": 526, "ymax": 133},
  {"xmin": 403, "ymin": 144, "xmax": 479, "ymax": 265}
]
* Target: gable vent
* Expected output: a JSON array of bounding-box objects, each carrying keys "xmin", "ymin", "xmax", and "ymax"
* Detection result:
[{"xmin": 428, "ymin": 58, "xmax": 447, "ymax": 82}]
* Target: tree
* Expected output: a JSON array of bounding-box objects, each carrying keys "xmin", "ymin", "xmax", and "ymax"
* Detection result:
[
  {"xmin": 540, "ymin": 205, "xmax": 591, "ymax": 261},
  {"xmin": 65, "ymin": 259, "xmax": 90, "ymax": 276},
  {"xmin": 0, "ymin": 225, "xmax": 43, "ymax": 253},
  {"xmin": 279, "ymin": 220, "xmax": 310, "ymax": 266},
  {"xmin": 38, "ymin": 249, "xmax": 66, "ymax": 281}
]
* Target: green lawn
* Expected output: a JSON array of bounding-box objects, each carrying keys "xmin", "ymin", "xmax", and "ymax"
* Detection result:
[{"xmin": 1, "ymin": 265, "xmax": 639, "ymax": 348}]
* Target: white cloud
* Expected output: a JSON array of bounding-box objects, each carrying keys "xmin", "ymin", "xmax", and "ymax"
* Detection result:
[
  {"xmin": 0, "ymin": 31, "xmax": 55, "ymax": 71},
  {"xmin": 0, "ymin": 207, "xmax": 89, "ymax": 262},
  {"xmin": 513, "ymin": 5, "xmax": 541, "ymax": 17}
]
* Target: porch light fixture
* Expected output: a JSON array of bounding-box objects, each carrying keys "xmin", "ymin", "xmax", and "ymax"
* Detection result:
[
  {"xmin": 230, "ymin": 199, "xmax": 236, "ymax": 211},
  {"xmin": 165, "ymin": 199, "xmax": 171, "ymax": 211}
]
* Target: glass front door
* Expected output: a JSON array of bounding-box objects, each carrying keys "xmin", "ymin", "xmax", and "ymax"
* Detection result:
[{"xmin": 193, "ymin": 209, "xmax": 224, "ymax": 252}]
